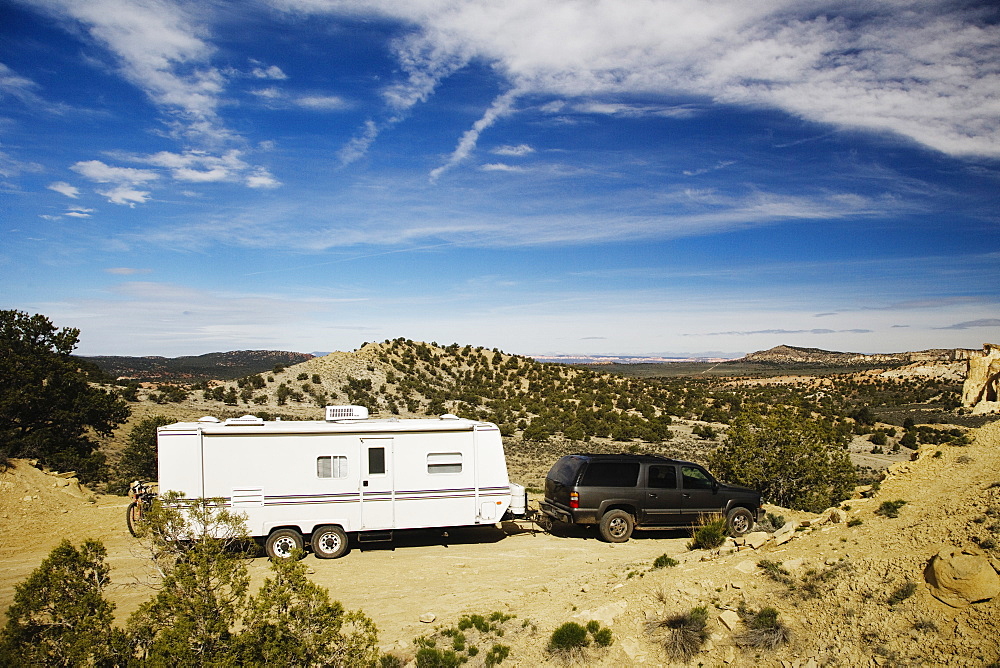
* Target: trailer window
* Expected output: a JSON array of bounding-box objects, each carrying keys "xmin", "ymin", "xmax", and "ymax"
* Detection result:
[
  {"xmin": 368, "ymin": 447, "xmax": 386, "ymax": 475},
  {"xmin": 317, "ymin": 456, "xmax": 348, "ymax": 479},
  {"xmin": 427, "ymin": 452, "xmax": 463, "ymax": 474}
]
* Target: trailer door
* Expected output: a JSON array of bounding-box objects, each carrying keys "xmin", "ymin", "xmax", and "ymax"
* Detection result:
[{"xmin": 360, "ymin": 437, "xmax": 394, "ymax": 529}]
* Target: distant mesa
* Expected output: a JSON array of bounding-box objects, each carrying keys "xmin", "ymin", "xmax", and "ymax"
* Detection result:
[
  {"xmin": 733, "ymin": 344, "xmax": 979, "ymax": 367},
  {"xmin": 79, "ymin": 350, "xmax": 314, "ymax": 382}
]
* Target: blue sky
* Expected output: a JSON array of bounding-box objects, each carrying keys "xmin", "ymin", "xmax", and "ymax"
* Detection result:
[{"xmin": 2, "ymin": 0, "xmax": 998, "ymax": 357}]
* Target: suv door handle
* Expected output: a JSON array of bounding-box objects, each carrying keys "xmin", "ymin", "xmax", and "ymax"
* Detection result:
[
  {"xmin": 648, "ymin": 493, "xmax": 657, "ymax": 498},
  {"xmin": 683, "ymin": 493, "xmax": 691, "ymax": 498}
]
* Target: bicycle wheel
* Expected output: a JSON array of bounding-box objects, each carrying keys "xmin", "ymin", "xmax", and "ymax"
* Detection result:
[{"xmin": 126, "ymin": 501, "xmax": 142, "ymax": 537}]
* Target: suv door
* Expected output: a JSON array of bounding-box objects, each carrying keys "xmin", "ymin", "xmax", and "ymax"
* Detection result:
[
  {"xmin": 640, "ymin": 463, "xmax": 683, "ymax": 525},
  {"xmin": 679, "ymin": 464, "xmax": 723, "ymax": 523}
]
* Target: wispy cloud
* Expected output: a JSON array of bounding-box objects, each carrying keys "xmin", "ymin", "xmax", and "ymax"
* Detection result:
[
  {"xmin": 698, "ymin": 328, "xmax": 874, "ymax": 336},
  {"xmin": 47, "ymin": 181, "xmax": 80, "ymax": 198},
  {"xmin": 280, "ymin": 0, "xmax": 1000, "ymax": 160},
  {"xmin": 936, "ymin": 318, "xmax": 1000, "ymax": 330},
  {"xmin": 492, "ymin": 144, "xmax": 535, "ymax": 157}
]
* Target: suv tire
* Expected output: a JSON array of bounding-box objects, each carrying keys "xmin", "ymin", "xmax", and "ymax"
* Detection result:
[
  {"xmin": 599, "ymin": 509, "xmax": 634, "ymax": 543},
  {"xmin": 726, "ymin": 507, "xmax": 754, "ymax": 537}
]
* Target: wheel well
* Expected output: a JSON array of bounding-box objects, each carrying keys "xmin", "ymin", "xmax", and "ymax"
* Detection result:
[
  {"xmin": 266, "ymin": 525, "xmax": 304, "ymax": 539},
  {"xmin": 602, "ymin": 504, "xmax": 636, "ymax": 518}
]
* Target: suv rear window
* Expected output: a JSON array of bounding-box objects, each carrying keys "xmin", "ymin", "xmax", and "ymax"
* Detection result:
[
  {"xmin": 548, "ymin": 457, "xmax": 583, "ymax": 486},
  {"xmin": 580, "ymin": 461, "xmax": 640, "ymax": 487}
]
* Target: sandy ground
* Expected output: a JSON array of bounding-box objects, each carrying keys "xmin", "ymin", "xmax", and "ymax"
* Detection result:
[{"xmin": 3, "ymin": 419, "xmax": 1000, "ymax": 665}]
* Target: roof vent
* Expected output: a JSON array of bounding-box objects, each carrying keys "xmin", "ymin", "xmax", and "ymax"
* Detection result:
[
  {"xmin": 198, "ymin": 416, "xmax": 220, "ymax": 423},
  {"xmin": 224, "ymin": 414, "xmax": 265, "ymax": 426},
  {"xmin": 325, "ymin": 405, "xmax": 369, "ymax": 421},
  {"xmin": 439, "ymin": 413, "xmax": 460, "ymax": 420}
]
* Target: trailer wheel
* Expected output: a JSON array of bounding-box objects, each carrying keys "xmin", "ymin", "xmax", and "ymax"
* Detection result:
[
  {"xmin": 598, "ymin": 509, "xmax": 634, "ymax": 543},
  {"xmin": 312, "ymin": 525, "xmax": 349, "ymax": 559},
  {"xmin": 265, "ymin": 528, "xmax": 304, "ymax": 559}
]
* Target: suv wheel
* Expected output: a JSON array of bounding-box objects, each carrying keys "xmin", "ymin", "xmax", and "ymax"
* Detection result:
[
  {"xmin": 726, "ymin": 507, "xmax": 754, "ymax": 537},
  {"xmin": 599, "ymin": 509, "xmax": 634, "ymax": 543}
]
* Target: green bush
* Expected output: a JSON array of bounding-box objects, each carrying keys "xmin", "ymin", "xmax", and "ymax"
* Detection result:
[
  {"xmin": 0, "ymin": 539, "xmax": 122, "ymax": 666},
  {"xmin": 653, "ymin": 554, "xmax": 680, "ymax": 569},
  {"xmin": 688, "ymin": 514, "xmax": 727, "ymax": 550},
  {"xmin": 548, "ymin": 622, "xmax": 589, "ymax": 652},
  {"xmin": 708, "ymin": 406, "xmax": 856, "ymax": 512},
  {"xmin": 876, "ymin": 500, "xmax": 907, "ymax": 518}
]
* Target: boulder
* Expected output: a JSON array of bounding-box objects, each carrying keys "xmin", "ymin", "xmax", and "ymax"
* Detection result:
[
  {"xmin": 825, "ymin": 507, "xmax": 845, "ymax": 524},
  {"xmin": 744, "ymin": 531, "xmax": 770, "ymax": 549},
  {"xmin": 925, "ymin": 547, "xmax": 1000, "ymax": 608},
  {"xmin": 718, "ymin": 609, "xmax": 740, "ymax": 631}
]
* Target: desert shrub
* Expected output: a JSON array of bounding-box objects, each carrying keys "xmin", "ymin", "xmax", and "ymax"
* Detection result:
[
  {"xmin": 735, "ymin": 606, "xmax": 790, "ymax": 650},
  {"xmin": 548, "ymin": 622, "xmax": 589, "ymax": 652},
  {"xmin": 847, "ymin": 518, "xmax": 863, "ymax": 527},
  {"xmin": 234, "ymin": 548, "xmax": 379, "ymax": 667},
  {"xmin": 484, "ymin": 644, "xmax": 511, "ymax": 666},
  {"xmin": 648, "ymin": 606, "xmax": 709, "ymax": 661},
  {"xmin": 876, "ymin": 499, "xmax": 907, "ymax": 518},
  {"xmin": 708, "ymin": 406, "xmax": 856, "ymax": 512},
  {"xmin": 688, "ymin": 514, "xmax": 727, "ymax": 550},
  {"xmin": 653, "ymin": 554, "xmax": 680, "ymax": 569},
  {"xmin": 887, "ymin": 581, "xmax": 917, "ymax": 607},
  {"xmin": 0, "ymin": 539, "xmax": 124, "ymax": 666},
  {"xmin": 757, "ymin": 512, "xmax": 786, "ymax": 533},
  {"xmin": 757, "ymin": 560, "xmax": 794, "ymax": 586}
]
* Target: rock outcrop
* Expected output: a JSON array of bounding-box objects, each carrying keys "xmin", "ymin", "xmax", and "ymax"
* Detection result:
[
  {"xmin": 924, "ymin": 546, "xmax": 1000, "ymax": 608},
  {"xmin": 961, "ymin": 343, "xmax": 1000, "ymax": 413}
]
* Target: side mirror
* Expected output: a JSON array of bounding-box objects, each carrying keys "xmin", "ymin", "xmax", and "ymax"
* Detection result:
[{"xmin": 712, "ymin": 480, "xmax": 719, "ymax": 493}]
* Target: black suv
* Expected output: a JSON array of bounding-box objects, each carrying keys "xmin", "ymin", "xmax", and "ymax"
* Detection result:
[{"xmin": 538, "ymin": 454, "xmax": 761, "ymax": 542}]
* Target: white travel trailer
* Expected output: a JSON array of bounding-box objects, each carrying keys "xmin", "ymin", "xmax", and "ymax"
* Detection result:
[{"xmin": 156, "ymin": 406, "xmax": 526, "ymax": 559}]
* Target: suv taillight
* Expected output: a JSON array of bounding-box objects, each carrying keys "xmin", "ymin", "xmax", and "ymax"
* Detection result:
[{"xmin": 569, "ymin": 491, "xmax": 579, "ymax": 509}]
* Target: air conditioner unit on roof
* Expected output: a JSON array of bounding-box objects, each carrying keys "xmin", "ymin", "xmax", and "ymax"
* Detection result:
[{"xmin": 325, "ymin": 405, "xmax": 369, "ymax": 421}]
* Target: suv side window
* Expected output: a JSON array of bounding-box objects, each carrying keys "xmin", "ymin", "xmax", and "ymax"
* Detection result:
[
  {"xmin": 681, "ymin": 465, "xmax": 713, "ymax": 490},
  {"xmin": 580, "ymin": 462, "xmax": 640, "ymax": 487},
  {"xmin": 647, "ymin": 465, "xmax": 676, "ymax": 489}
]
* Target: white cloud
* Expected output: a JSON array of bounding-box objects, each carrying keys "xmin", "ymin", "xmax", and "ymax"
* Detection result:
[
  {"xmin": 481, "ymin": 163, "xmax": 524, "ymax": 172},
  {"xmin": 295, "ymin": 95, "xmax": 349, "ymax": 110},
  {"xmin": 27, "ymin": 0, "xmax": 227, "ymax": 141},
  {"xmin": 47, "ymin": 181, "xmax": 80, "ymax": 198},
  {"xmin": 64, "ymin": 206, "xmax": 94, "ymax": 218},
  {"xmin": 71, "ymin": 160, "xmax": 159, "ymax": 184},
  {"xmin": 277, "ymin": 0, "xmax": 1000, "ymax": 159},
  {"xmin": 246, "ymin": 167, "xmax": 281, "ymax": 188},
  {"xmin": 430, "ymin": 89, "xmax": 519, "ymax": 181},
  {"xmin": 250, "ymin": 86, "xmax": 284, "ymax": 100},
  {"xmin": 98, "ymin": 185, "xmax": 151, "ymax": 206},
  {"xmin": 492, "ymin": 144, "xmax": 534, "ymax": 156},
  {"xmin": 251, "ymin": 64, "xmax": 288, "ymax": 80}
]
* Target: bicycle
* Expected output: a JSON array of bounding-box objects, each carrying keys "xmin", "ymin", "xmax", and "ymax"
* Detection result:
[{"xmin": 126, "ymin": 480, "xmax": 156, "ymax": 537}]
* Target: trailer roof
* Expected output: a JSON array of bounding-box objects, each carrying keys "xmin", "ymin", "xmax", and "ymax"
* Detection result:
[{"xmin": 158, "ymin": 415, "xmax": 495, "ymax": 435}]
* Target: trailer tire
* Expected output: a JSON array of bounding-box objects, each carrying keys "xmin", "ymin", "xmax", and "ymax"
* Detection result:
[
  {"xmin": 265, "ymin": 528, "xmax": 304, "ymax": 559},
  {"xmin": 598, "ymin": 509, "xmax": 634, "ymax": 543},
  {"xmin": 312, "ymin": 525, "xmax": 349, "ymax": 559}
]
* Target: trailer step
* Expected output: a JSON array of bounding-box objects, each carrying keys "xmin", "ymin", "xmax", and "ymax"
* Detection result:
[{"xmin": 357, "ymin": 530, "xmax": 394, "ymax": 543}]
